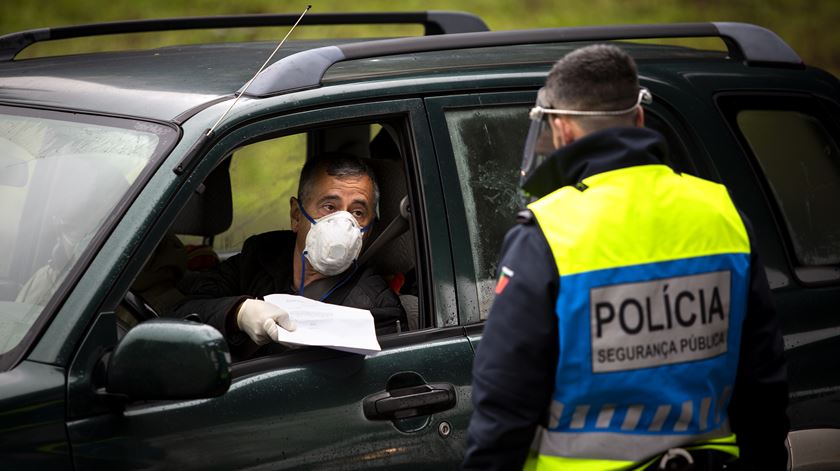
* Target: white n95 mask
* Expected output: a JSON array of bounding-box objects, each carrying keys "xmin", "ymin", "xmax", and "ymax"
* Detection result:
[{"xmin": 303, "ymin": 210, "xmax": 367, "ymax": 276}]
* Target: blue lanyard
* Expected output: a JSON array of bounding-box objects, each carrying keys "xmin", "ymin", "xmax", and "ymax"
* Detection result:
[{"xmin": 298, "ymin": 250, "xmax": 359, "ymax": 302}]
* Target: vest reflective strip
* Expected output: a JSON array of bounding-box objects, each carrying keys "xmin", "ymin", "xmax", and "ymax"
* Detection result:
[
  {"xmin": 524, "ymin": 434, "xmax": 738, "ymax": 470},
  {"xmin": 523, "ymin": 452, "xmax": 635, "ymax": 471},
  {"xmin": 529, "ymin": 165, "xmax": 749, "ymax": 276},
  {"xmin": 533, "ymin": 425, "xmax": 731, "ymax": 461}
]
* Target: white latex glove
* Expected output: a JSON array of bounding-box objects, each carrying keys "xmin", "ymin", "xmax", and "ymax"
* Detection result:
[{"xmin": 236, "ymin": 299, "xmax": 296, "ymax": 345}]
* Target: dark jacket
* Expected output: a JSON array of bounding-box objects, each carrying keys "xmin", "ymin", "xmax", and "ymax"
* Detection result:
[
  {"xmin": 463, "ymin": 127, "xmax": 788, "ymax": 470},
  {"xmin": 172, "ymin": 231, "xmax": 406, "ymax": 355}
]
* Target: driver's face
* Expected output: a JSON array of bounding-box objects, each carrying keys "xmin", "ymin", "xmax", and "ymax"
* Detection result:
[{"xmin": 290, "ymin": 169, "xmax": 376, "ymax": 251}]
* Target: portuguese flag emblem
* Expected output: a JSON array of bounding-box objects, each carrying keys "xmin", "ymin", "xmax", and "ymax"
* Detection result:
[{"xmin": 495, "ymin": 266, "xmax": 515, "ymax": 294}]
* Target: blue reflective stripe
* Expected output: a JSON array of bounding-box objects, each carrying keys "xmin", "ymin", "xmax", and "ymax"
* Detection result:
[{"xmin": 550, "ymin": 253, "xmax": 749, "ymax": 436}]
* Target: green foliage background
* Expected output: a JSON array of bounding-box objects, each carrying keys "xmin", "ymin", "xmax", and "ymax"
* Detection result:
[{"xmin": 1, "ymin": 0, "xmax": 839, "ymax": 75}]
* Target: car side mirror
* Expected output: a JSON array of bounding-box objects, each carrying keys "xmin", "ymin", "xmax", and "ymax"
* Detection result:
[{"xmin": 106, "ymin": 319, "xmax": 231, "ymax": 400}]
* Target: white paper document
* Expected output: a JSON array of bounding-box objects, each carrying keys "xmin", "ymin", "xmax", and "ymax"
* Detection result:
[{"xmin": 263, "ymin": 294, "xmax": 381, "ymax": 355}]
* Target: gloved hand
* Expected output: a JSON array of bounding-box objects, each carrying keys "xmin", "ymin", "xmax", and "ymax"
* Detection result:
[{"xmin": 236, "ymin": 299, "xmax": 296, "ymax": 345}]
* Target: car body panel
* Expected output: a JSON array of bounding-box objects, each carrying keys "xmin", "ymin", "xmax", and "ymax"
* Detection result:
[
  {"xmin": 0, "ymin": 360, "xmax": 70, "ymax": 466},
  {"xmin": 67, "ymin": 327, "xmax": 474, "ymax": 470},
  {"xmin": 0, "ymin": 40, "xmax": 357, "ymax": 121}
]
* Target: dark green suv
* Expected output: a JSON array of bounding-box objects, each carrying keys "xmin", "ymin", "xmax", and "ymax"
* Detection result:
[{"xmin": 1, "ymin": 11, "xmax": 838, "ymax": 470}]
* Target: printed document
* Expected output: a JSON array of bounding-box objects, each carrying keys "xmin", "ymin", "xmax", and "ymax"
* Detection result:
[{"xmin": 263, "ymin": 294, "xmax": 381, "ymax": 355}]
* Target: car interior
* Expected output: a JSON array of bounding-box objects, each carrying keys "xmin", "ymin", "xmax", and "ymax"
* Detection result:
[{"xmin": 118, "ymin": 119, "xmax": 423, "ymax": 350}]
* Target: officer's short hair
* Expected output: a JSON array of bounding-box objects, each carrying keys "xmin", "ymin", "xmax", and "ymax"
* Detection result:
[
  {"xmin": 544, "ymin": 44, "xmax": 641, "ymax": 132},
  {"xmin": 297, "ymin": 152, "xmax": 380, "ymax": 211}
]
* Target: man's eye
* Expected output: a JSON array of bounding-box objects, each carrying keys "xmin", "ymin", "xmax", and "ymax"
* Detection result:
[{"xmin": 352, "ymin": 209, "xmax": 366, "ymax": 219}]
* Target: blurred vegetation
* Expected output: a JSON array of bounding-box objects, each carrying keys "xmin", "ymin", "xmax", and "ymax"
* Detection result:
[
  {"xmin": 1, "ymin": 0, "xmax": 838, "ymax": 75},
  {"xmin": 213, "ymin": 135, "xmax": 305, "ymax": 251}
]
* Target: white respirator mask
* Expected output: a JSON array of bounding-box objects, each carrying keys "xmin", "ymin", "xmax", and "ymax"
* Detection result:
[{"xmin": 299, "ymin": 201, "xmax": 370, "ymax": 277}]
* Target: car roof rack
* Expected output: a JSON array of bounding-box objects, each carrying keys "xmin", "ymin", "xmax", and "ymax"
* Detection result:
[
  {"xmin": 243, "ymin": 21, "xmax": 804, "ymax": 98},
  {"xmin": 0, "ymin": 11, "xmax": 489, "ymax": 62}
]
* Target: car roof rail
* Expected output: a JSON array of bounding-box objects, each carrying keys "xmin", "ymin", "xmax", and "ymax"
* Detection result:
[
  {"xmin": 243, "ymin": 21, "xmax": 804, "ymax": 98},
  {"xmin": 0, "ymin": 11, "xmax": 489, "ymax": 62}
]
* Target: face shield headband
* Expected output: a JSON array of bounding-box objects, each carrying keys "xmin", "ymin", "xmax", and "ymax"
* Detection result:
[
  {"xmin": 519, "ymin": 87, "xmax": 653, "ymax": 200},
  {"xmin": 528, "ymin": 87, "xmax": 652, "ymax": 120}
]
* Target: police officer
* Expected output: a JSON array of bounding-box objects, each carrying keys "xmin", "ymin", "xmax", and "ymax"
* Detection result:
[{"xmin": 462, "ymin": 44, "xmax": 788, "ymax": 470}]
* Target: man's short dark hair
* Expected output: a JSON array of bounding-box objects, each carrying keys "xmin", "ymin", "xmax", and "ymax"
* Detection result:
[
  {"xmin": 297, "ymin": 152, "xmax": 380, "ymax": 212},
  {"xmin": 544, "ymin": 44, "xmax": 641, "ymax": 131}
]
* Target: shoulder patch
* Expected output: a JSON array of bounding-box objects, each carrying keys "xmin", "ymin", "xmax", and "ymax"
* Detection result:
[{"xmin": 516, "ymin": 209, "xmax": 535, "ymax": 225}]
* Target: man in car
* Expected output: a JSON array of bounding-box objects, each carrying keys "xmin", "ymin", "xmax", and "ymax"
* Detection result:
[
  {"xmin": 463, "ymin": 45, "xmax": 788, "ymax": 470},
  {"xmin": 173, "ymin": 153, "xmax": 406, "ymax": 359}
]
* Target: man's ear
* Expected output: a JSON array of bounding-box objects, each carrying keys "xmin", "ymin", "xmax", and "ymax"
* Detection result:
[
  {"xmin": 634, "ymin": 106, "xmax": 645, "ymax": 127},
  {"xmin": 290, "ymin": 196, "xmax": 300, "ymax": 232},
  {"xmin": 550, "ymin": 116, "xmax": 578, "ymax": 148},
  {"xmin": 548, "ymin": 116, "xmax": 565, "ymax": 149}
]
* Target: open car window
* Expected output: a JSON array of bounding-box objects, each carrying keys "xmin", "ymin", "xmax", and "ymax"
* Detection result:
[{"xmin": 124, "ymin": 119, "xmax": 422, "ymax": 361}]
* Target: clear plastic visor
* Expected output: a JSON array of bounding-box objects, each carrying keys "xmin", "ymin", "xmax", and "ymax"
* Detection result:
[{"xmin": 520, "ymin": 87, "xmax": 652, "ymax": 190}]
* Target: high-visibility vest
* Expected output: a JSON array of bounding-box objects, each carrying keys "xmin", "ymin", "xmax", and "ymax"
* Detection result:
[{"xmin": 525, "ymin": 164, "xmax": 748, "ymax": 470}]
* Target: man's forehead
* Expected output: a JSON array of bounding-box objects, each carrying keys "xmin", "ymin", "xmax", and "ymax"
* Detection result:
[{"xmin": 310, "ymin": 171, "xmax": 374, "ymax": 203}]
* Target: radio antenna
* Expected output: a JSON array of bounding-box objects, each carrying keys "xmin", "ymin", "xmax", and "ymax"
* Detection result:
[{"xmin": 207, "ymin": 5, "xmax": 311, "ymax": 136}]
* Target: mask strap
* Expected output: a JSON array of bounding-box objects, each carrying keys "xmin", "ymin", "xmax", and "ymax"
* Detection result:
[
  {"xmin": 320, "ymin": 262, "xmax": 358, "ymax": 302},
  {"xmin": 299, "ymin": 251, "xmax": 358, "ymax": 301},
  {"xmin": 360, "ymin": 221, "xmax": 373, "ymax": 233},
  {"xmin": 297, "ymin": 198, "xmax": 318, "ymax": 225}
]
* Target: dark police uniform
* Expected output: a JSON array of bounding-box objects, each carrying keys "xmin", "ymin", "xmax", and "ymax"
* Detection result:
[{"xmin": 463, "ymin": 127, "xmax": 788, "ymax": 470}]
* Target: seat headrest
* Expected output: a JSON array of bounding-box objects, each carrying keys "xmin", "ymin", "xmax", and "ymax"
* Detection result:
[
  {"xmin": 363, "ymin": 156, "xmax": 414, "ymax": 276},
  {"xmin": 172, "ymin": 158, "xmax": 232, "ymax": 237}
]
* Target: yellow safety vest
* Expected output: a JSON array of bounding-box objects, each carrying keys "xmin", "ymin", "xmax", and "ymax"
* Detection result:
[{"xmin": 525, "ymin": 164, "xmax": 748, "ymax": 470}]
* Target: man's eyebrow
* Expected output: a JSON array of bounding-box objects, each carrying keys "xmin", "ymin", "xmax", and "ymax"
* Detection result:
[
  {"xmin": 314, "ymin": 194, "xmax": 370, "ymax": 210},
  {"xmin": 315, "ymin": 194, "xmax": 340, "ymax": 205},
  {"xmin": 349, "ymin": 197, "xmax": 371, "ymax": 210}
]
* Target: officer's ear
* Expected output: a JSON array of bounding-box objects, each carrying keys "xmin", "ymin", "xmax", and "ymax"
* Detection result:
[
  {"xmin": 634, "ymin": 106, "xmax": 645, "ymax": 128},
  {"xmin": 550, "ymin": 116, "xmax": 581, "ymax": 148}
]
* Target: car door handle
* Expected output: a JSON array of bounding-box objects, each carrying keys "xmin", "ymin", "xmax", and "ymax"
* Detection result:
[{"xmin": 363, "ymin": 382, "xmax": 456, "ymax": 420}]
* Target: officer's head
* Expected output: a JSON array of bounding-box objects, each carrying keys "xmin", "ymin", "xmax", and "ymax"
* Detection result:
[{"xmin": 541, "ymin": 44, "xmax": 646, "ymax": 148}]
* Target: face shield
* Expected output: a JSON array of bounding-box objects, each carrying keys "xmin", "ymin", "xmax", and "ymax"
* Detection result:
[{"xmin": 520, "ymin": 87, "xmax": 653, "ymax": 196}]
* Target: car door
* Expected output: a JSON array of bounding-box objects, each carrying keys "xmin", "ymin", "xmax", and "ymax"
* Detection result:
[
  {"xmin": 65, "ymin": 98, "xmax": 474, "ymax": 470},
  {"xmin": 710, "ymin": 88, "xmax": 840, "ymax": 470}
]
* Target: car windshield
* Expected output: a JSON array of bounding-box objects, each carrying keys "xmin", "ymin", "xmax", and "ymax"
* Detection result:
[{"xmin": 0, "ymin": 108, "xmax": 176, "ymax": 356}]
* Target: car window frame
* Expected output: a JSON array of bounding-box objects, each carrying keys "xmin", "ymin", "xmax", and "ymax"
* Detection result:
[
  {"xmin": 95, "ymin": 97, "xmax": 460, "ymax": 378},
  {"xmin": 717, "ymin": 92, "xmax": 840, "ymax": 286},
  {"xmin": 425, "ymin": 90, "xmax": 536, "ymax": 326}
]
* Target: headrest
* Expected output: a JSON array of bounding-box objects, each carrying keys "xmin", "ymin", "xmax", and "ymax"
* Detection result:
[
  {"xmin": 363, "ymin": 154, "xmax": 415, "ymax": 276},
  {"xmin": 172, "ymin": 158, "xmax": 232, "ymax": 237}
]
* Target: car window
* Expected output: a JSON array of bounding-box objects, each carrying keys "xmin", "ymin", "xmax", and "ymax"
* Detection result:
[
  {"xmin": 735, "ymin": 108, "xmax": 840, "ymax": 267},
  {"xmin": 134, "ymin": 118, "xmax": 425, "ymax": 360},
  {"xmin": 445, "ymin": 106, "xmax": 529, "ymax": 319},
  {"xmin": 444, "ymin": 103, "xmax": 702, "ymax": 320},
  {"xmin": 0, "ymin": 108, "xmax": 175, "ymax": 356}
]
